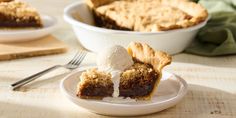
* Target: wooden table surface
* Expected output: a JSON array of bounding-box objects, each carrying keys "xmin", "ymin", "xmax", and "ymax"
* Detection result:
[{"xmin": 0, "ymin": 0, "xmax": 236, "ymax": 118}]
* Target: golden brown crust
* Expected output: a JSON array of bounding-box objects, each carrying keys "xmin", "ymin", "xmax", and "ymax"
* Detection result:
[
  {"xmin": 127, "ymin": 42, "xmax": 172, "ymax": 100},
  {"xmin": 86, "ymin": 0, "xmax": 208, "ymax": 31},
  {"xmin": 127, "ymin": 42, "xmax": 172, "ymax": 73},
  {"xmin": 161, "ymin": 0, "xmax": 208, "ymax": 26}
]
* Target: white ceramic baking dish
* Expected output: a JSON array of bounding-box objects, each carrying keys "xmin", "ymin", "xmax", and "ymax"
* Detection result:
[{"xmin": 64, "ymin": 1, "xmax": 208, "ymax": 54}]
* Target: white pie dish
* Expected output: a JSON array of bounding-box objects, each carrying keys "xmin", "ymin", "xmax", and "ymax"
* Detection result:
[
  {"xmin": 64, "ymin": 1, "xmax": 209, "ymax": 54},
  {"xmin": 60, "ymin": 66, "xmax": 188, "ymax": 116},
  {"xmin": 0, "ymin": 15, "xmax": 57, "ymax": 43}
]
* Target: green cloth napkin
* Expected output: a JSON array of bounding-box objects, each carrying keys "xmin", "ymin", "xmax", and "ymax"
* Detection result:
[{"xmin": 185, "ymin": 0, "xmax": 236, "ymax": 56}]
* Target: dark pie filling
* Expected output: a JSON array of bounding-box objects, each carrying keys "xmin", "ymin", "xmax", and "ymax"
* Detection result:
[
  {"xmin": 78, "ymin": 83, "xmax": 113, "ymax": 98},
  {"xmin": 0, "ymin": 13, "xmax": 42, "ymax": 28},
  {"xmin": 93, "ymin": 11, "xmax": 131, "ymax": 31}
]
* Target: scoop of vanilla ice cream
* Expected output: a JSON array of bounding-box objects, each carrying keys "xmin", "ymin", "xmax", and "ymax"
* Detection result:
[{"xmin": 97, "ymin": 45, "xmax": 134, "ymax": 71}]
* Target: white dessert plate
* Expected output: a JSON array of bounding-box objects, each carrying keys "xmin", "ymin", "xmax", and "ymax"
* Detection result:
[
  {"xmin": 60, "ymin": 66, "xmax": 188, "ymax": 116},
  {"xmin": 0, "ymin": 15, "xmax": 57, "ymax": 43}
]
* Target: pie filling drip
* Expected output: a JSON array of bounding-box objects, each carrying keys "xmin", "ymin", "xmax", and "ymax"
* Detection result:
[
  {"xmin": 110, "ymin": 70, "xmax": 121, "ymax": 97},
  {"xmin": 99, "ymin": 68, "xmax": 122, "ymax": 98},
  {"xmin": 102, "ymin": 69, "xmax": 138, "ymax": 103}
]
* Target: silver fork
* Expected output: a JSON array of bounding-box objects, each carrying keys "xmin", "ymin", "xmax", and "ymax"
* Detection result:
[{"xmin": 11, "ymin": 50, "xmax": 87, "ymax": 90}]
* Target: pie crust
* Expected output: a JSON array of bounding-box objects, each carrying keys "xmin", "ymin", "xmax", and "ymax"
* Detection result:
[
  {"xmin": 86, "ymin": 0, "xmax": 208, "ymax": 32},
  {"xmin": 127, "ymin": 42, "xmax": 172, "ymax": 73}
]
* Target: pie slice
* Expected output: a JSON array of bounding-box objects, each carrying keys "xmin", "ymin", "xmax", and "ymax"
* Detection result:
[
  {"xmin": 86, "ymin": 0, "xmax": 208, "ymax": 32},
  {"xmin": 77, "ymin": 42, "xmax": 172, "ymax": 100},
  {"xmin": 126, "ymin": 42, "xmax": 172, "ymax": 99},
  {"xmin": 0, "ymin": 0, "xmax": 42, "ymax": 28},
  {"xmin": 78, "ymin": 68, "xmax": 114, "ymax": 99}
]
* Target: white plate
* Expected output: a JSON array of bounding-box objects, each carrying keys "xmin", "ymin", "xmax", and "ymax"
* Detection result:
[
  {"xmin": 60, "ymin": 67, "xmax": 188, "ymax": 116},
  {"xmin": 0, "ymin": 15, "xmax": 57, "ymax": 43}
]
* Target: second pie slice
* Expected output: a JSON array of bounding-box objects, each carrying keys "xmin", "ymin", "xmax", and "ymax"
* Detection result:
[
  {"xmin": 0, "ymin": 0, "xmax": 42, "ymax": 28},
  {"xmin": 77, "ymin": 42, "xmax": 171, "ymax": 100}
]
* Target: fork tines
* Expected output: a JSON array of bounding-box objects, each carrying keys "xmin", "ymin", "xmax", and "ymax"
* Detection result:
[{"xmin": 68, "ymin": 50, "xmax": 87, "ymax": 67}]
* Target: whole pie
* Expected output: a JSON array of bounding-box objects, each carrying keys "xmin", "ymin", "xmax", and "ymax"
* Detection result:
[
  {"xmin": 77, "ymin": 42, "xmax": 172, "ymax": 100},
  {"xmin": 0, "ymin": 0, "xmax": 42, "ymax": 28},
  {"xmin": 86, "ymin": 0, "xmax": 208, "ymax": 32}
]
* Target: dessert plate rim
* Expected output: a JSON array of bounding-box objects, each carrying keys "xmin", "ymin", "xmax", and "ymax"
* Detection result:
[
  {"xmin": 60, "ymin": 66, "xmax": 188, "ymax": 116},
  {"xmin": 0, "ymin": 14, "xmax": 58, "ymax": 42}
]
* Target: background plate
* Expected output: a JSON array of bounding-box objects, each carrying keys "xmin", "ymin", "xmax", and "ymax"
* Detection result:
[{"xmin": 0, "ymin": 15, "xmax": 57, "ymax": 43}]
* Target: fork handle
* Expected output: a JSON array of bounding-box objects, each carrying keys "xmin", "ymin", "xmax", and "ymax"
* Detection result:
[{"xmin": 11, "ymin": 65, "xmax": 61, "ymax": 90}]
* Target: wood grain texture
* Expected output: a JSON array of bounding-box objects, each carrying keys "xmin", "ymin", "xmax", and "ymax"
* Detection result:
[{"xmin": 0, "ymin": 0, "xmax": 235, "ymax": 118}]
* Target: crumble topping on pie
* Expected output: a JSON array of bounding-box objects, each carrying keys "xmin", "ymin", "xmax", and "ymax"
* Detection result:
[
  {"xmin": 0, "ymin": 0, "xmax": 42, "ymax": 28},
  {"xmin": 86, "ymin": 0, "xmax": 208, "ymax": 31}
]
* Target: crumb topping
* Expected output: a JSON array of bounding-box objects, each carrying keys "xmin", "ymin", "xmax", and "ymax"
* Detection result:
[
  {"xmin": 79, "ymin": 68, "xmax": 112, "ymax": 87},
  {"xmin": 97, "ymin": 0, "xmax": 192, "ymax": 31},
  {"xmin": 0, "ymin": 0, "xmax": 40, "ymax": 19},
  {"xmin": 121, "ymin": 63, "xmax": 156, "ymax": 82}
]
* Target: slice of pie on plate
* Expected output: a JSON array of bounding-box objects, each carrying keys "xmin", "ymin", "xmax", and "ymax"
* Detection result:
[
  {"xmin": 77, "ymin": 42, "xmax": 172, "ymax": 100},
  {"xmin": 86, "ymin": 0, "xmax": 208, "ymax": 32},
  {"xmin": 0, "ymin": 0, "xmax": 42, "ymax": 28}
]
